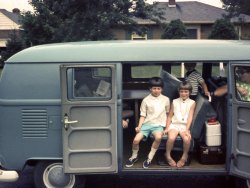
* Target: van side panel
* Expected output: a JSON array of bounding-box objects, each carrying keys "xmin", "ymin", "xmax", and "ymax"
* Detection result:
[{"xmin": 0, "ymin": 63, "xmax": 62, "ymax": 169}]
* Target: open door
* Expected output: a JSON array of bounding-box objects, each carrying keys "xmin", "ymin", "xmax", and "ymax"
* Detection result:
[
  {"xmin": 60, "ymin": 64, "xmax": 117, "ymax": 174},
  {"xmin": 230, "ymin": 63, "xmax": 250, "ymax": 179}
]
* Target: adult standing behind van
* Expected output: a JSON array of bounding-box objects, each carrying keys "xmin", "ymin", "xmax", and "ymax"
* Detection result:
[
  {"xmin": 213, "ymin": 66, "xmax": 250, "ymax": 101},
  {"xmin": 184, "ymin": 63, "xmax": 210, "ymax": 100},
  {"xmin": 125, "ymin": 77, "xmax": 170, "ymax": 169}
]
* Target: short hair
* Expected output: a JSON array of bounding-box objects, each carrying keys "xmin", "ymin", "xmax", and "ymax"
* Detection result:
[
  {"xmin": 236, "ymin": 66, "xmax": 250, "ymax": 76},
  {"xmin": 149, "ymin": 77, "xmax": 164, "ymax": 88},
  {"xmin": 179, "ymin": 81, "xmax": 192, "ymax": 93},
  {"xmin": 184, "ymin": 62, "xmax": 196, "ymax": 68}
]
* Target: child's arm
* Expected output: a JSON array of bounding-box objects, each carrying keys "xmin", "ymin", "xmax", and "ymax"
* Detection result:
[
  {"xmin": 186, "ymin": 102, "xmax": 196, "ymax": 131},
  {"xmin": 164, "ymin": 104, "xmax": 174, "ymax": 134},
  {"xmin": 135, "ymin": 116, "xmax": 145, "ymax": 133},
  {"xmin": 183, "ymin": 102, "xmax": 196, "ymax": 139},
  {"xmin": 201, "ymin": 81, "xmax": 210, "ymax": 96},
  {"xmin": 237, "ymin": 86, "xmax": 248, "ymax": 97}
]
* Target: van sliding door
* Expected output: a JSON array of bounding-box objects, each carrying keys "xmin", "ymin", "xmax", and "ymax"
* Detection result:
[
  {"xmin": 60, "ymin": 64, "xmax": 117, "ymax": 173},
  {"xmin": 230, "ymin": 63, "xmax": 250, "ymax": 179}
]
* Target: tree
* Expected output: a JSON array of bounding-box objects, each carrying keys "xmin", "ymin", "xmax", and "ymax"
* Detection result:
[
  {"xmin": 0, "ymin": 30, "xmax": 24, "ymax": 65},
  {"xmin": 221, "ymin": 0, "xmax": 250, "ymax": 17},
  {"xmin": 161, "ymin": 19, "xmax": 187, "ymax": 39},
  {"xmin": 21, "ymin": 0, "xmax": 61, "ymax": 46},
  {"xmin": 208, "ymin": 19, "xmax": 238, "ymax": 39},
  {"xmin": 20, "ymin": 0, "xmax": 158, "ymax": 46}
]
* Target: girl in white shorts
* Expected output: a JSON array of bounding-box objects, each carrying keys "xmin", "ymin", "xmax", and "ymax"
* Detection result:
[{"xmin": 164, "ymin": 81, "xmax": 196, "ymax": 168}]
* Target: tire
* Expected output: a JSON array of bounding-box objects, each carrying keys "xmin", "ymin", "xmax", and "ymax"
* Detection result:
[
  {"xmin": 247, "ymin": 179, "xmax": 250, "ymax": 188},
  {"xmin": 34, "ymin": 161, "xmax": 85, "ymax": 188}
]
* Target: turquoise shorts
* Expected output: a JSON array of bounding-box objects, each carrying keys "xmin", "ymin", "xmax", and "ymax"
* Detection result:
[{"xmin": 140, "ymin": 124, "xmax": 164, "ymax": 139}]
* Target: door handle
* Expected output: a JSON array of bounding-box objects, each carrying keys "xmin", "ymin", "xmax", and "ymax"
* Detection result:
[{"xmin": 63, "ymin": 115, "xmax": 78, "ymax": 130}]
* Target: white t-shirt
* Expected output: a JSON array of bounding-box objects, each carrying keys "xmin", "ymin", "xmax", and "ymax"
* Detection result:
[
  {"xmin": 171, "ymin": 97, "xmax": 195, "ymax": 125},
  {"xmin": 140, "ymin": 94, "xmax": 170, "ymax": 127}
]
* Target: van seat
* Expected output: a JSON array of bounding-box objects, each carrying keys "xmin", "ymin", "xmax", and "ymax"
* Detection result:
[{"xmin": 160, "ymin": 70, "xmax": 180, "ymax": 101}]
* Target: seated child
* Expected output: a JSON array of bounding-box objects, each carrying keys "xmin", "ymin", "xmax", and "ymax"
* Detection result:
[
  {"xmin": 164, "ymin": 81, "xmax": 196, "ymax": 168},
  {"xmin": 125, "ymin": 77, "xmax": 170, "ymax": 168}
]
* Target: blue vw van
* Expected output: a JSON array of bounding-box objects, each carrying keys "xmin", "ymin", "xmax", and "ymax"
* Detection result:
[{"xmin": 0, "ymin": 40, "xmax": 250, "ymax": 188}]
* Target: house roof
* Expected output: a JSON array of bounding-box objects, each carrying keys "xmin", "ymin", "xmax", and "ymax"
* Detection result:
[
  {"xmin": 0, "ymin": 9, "xmax": 20, "ymax": 30},
  {"xmin": 134, "ymin": 1, "xmax": 250, "ymax": 24},
  {"xmin": 158, "ymin": 1, "xmax": 226, "ymax": 23},
  {"xmin": 0, "ymin": 9, "xmax": 21, "ymax": 47}
]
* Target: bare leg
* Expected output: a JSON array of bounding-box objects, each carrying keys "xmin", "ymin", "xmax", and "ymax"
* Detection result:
[
  {"xmin": 148, "ymin": 131, "xmax": 163, "ymax": 160},
  {"xmin": 151, "ymin": 131, "xmax": 162, "ymax": 149},
  {"xmin": 177, "ymin": 131, "xmax": 191, "ymax": 167},
  {"xmin": 165, "ymin": 129, "xmax": 178, "ymax": 167},
  {"xmin": 131, "ymin": 132, "xmax": 144, "ymax": 158}
]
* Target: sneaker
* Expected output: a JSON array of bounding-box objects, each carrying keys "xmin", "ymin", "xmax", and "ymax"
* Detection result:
[
  {"xmin": 143, "ymin": 158, "xmax": 151, "ymax": 169},
  {"xmin": 125, "ymin": 157, "xmax": 138, "ymax": 167}
]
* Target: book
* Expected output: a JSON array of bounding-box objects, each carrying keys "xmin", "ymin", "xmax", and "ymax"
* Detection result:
[{"xmin": 95, "ymin": 80, "xmax": 111, "ymax": 96}]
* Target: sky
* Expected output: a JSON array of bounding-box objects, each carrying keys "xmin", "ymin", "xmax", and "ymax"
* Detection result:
[{"xmin": 0, "ymin": 0, "xmax": 223, "ymax": 12}]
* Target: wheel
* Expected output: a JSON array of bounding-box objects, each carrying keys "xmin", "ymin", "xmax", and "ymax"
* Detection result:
[
  {"xmin": 247, "ymin": 179, "xmax": 250, "ymax": 188},
  {"xmin": 34, "ymin": 161, "xmax": 85, "ymax": 188}
]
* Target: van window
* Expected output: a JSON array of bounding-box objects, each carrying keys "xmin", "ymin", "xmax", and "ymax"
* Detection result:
[
  {"xmin": 70, "ymin": 67, "xmax": 112, "ymax": 99},
  {"xmin": 172, "ymin": 62, "xmax": 203, "ymax": 78},
  {"xmin": 235, "ymin": 66, "xmax": 250, "ymax": 101},
  {"xmin": 93, "ymin": 67, "xmax": 111, "ymax": 77},
  {"xmin": 131, "ymin": 65, "xmax": 162, "ymax": 78},
  {"xmin": 212, "ymin": 62, "xmax": 228, "ymax": 77},
  {"xmin": 170, "ymin": 63, "xmax": 182, "ymax": 78}
]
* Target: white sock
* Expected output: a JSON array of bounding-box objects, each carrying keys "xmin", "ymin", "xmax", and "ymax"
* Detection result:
[
  {"xmin": 148, "ymin": 147, "xmax": 157, "ymax": 161},
  {"xmin": 131, "ymin": 145, "xmax": 139, "ymax": 159}
]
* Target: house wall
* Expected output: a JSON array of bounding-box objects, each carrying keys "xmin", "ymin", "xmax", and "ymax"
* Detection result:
[
  {"xmin": 151, "ymin": 26, "xmax": 163, "ymax": 39},
  {"xmin": 200, "ymin": 24, "xmax": 213, "ymax": 39},
  {"xmin": 241, "ymin": 25, "xmax": 250, "ymax": 40},
  {"xmin": 0, "ymin": 30, "xmax": 10, "ymax": 47},
  {"xmin": 0, "ymin": 30, "xmax": 10, "ymax": 38},
  {"xmin": 112, "ymin": 28, "xmax": 127, "ymax": 40},
  {"xmin": 112, "ymin": 24, "xmax": 214, "ymax": 40}
]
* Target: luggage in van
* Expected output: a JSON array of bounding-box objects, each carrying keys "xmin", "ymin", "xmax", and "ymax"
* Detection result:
[
  {"xmin": 205, "ymin": 120, "xmax": 222, "ymax": 146},
  {"xmin": 198, "ymin": 144, "xmax": 225, "ymax": 164}
]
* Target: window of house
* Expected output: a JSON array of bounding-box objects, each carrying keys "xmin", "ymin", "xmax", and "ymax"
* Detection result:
[
  {"xmin": 186, "ymin": 27, "xmax": 200, "ymax": 39},
  {"xmin": 131, "ymin": 32, "xmax": 147, "ymax": 40}
]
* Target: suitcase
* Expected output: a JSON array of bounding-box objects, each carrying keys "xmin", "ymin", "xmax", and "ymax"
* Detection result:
[{"xmin": 197, "ymin": 144, "xmax": 225, "ymax": 164}]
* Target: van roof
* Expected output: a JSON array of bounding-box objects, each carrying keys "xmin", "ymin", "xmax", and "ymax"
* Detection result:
[{"xmin": 6, "ymin": 40, "xmax": 250, "ymax": 63}]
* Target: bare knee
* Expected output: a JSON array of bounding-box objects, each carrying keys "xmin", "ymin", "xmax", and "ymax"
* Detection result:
[
  {"xmin": 153, "ymin": 133, "xmax": 162, "ymax": 143},
  {"xmin": 133, "ymin": 138, "xmax": 140, "ymax": 145},
  {"xmin": 132, "ymin": 133, "xmax": 144, "ymax": 145},
  {"xmin": 182, "ymin": 136, "xmax": 191, "ymax": 144},
  {"xmin": 167, "ymin": 134, "xmax": 177, "ymax": 143}
]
